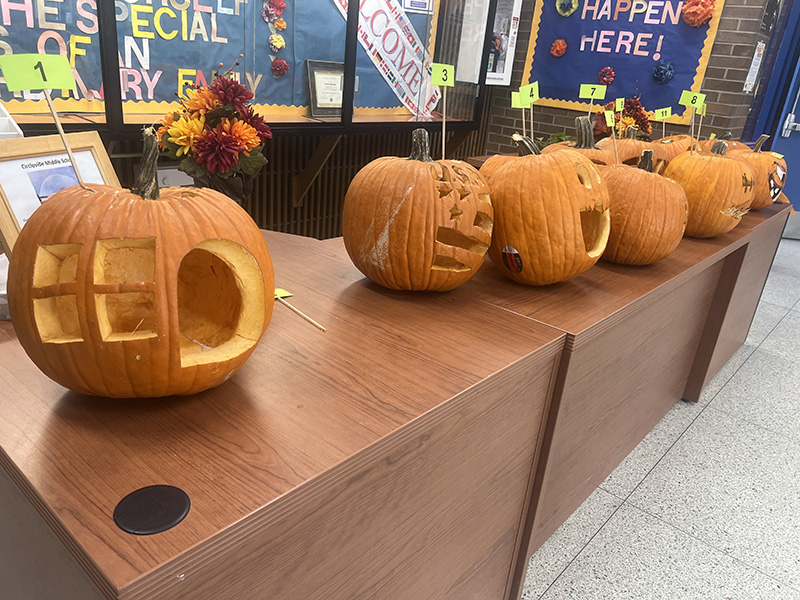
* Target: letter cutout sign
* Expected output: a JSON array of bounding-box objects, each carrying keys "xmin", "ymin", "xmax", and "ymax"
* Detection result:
[{"xmin": 522, "ymin": 0, "xmax": 725, "ymax": 123}]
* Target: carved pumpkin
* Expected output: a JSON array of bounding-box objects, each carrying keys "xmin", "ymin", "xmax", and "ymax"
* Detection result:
[
  {"xmin": 479, "ymin": 137, "xmax": 540, "ymax": 180},
  {"xmin": 487, "ymin": 136, "xmax": 611, "ymax": 285},
  {"xmin": 7, "ymin": 129, "xmax": 275, "ymax": 398},
  {"xmin": 698, "ymin": 131, "xmax": 750, "ymax": 152},
  {"xmin": 542, "ymin": 116, "xmax": 617, "ymax": 166},
  {"xmin": 598, "ymin": 126, "xmax": 667, "ymax": 169},
  {"xmin": 603, "ymin": 150, "xmax": 688, "ymax": 265},
  {"xmin": 653, "ymin": 134, "xmax": 697, "ymax": 173},
  {"xmin": 727, "ymin": 134, "xmax": 787, "ymax": 210},
  {"xmin": 663, "ymin": 140, "xmax": 756, "ymax": 238},
  {"xmin": 342, "ymin": 128, "xmax": 493, "ymax": 291}
]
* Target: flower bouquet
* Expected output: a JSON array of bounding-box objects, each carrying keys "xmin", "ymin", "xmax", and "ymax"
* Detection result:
[
  {"xmin": 594, "ymin": 96, "xmax": 652, "ymax": 139},
  {"xmin": 156, "ymin": 62, "xmax": 272, "ymax": 206}
]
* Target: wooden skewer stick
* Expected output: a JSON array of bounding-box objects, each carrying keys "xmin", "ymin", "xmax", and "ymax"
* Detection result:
[
  {"xmin": 277, "ymin": 296, "xmax": 326, "ymax": 332},
  {"xmin": 441, "ymin": 86, "xmax": 446, "ymax": 160},
  {"xmin": 43, "ymin": 88, "xmax": 87, "ymax": 188},
  {"xmin": 521, "ymin": 104, "xmax": 526, "ymax": 138},
  {"xmin": 529, "ymin": 103, "xmax": 534, "ymax": 140}
]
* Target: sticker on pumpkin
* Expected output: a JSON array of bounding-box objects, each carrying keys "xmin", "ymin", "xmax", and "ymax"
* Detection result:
[{"xmin": 501, "ymin": 246, "xmax": 523, "ymax": 273}]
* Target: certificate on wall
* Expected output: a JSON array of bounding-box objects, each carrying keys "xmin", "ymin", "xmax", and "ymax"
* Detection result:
[{"xmin": 307, "ymin": 60, "xmax": 346, "ymax": 117}]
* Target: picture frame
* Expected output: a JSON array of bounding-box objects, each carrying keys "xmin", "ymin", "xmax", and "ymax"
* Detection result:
[
  {"xmin": 0, "ymin": 131, "xmax": 119, "ymax": 256},
  {"xmin": 307, "ymin": 60, "xmax": 345, "ymax": 118}
]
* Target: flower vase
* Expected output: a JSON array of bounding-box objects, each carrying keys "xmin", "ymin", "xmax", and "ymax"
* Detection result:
[{"xmin": 193, "ymin": 171, "xmax": 258, "ymax": 207}]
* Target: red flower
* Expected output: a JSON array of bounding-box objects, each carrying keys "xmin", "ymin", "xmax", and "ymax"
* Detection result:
[
  {"xmin": 209, "ymin": 76, "xmax": 254, "ymax": 114},
  {"xmin": 241, "ymin": 107, "xmax": 273, "ymax": 143},
  {"xmin": 269, "ymin": 0, "xmax": 286, "ymax": 17},
  {"xmin": 550, "ymin": 39, "xmax": 567, "ymax": 57},
  {"xmin": 271, "ymin": 58, "xmax": 289, "ymax": 77},
  {"xmin": 599, "ymin": 66, "xmax": 615, "ymax": 85},
  {"xmin": 194, "ymin": 125, "xmax": 245, "ymax": 175}
]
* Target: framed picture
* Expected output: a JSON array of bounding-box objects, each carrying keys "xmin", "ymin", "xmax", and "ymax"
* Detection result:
[
  {"xmin": 0, "ymin": 131, "xmax": 119, "ymax": 255},
  {"xmin": 307, "ymin": 60, "xmax": 345, "ymax": 118}
]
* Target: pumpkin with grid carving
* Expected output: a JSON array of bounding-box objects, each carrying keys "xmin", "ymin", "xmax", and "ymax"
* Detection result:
[{"xmin": 7, "ymin": 130, "xmax": 274, "ymax": 398}]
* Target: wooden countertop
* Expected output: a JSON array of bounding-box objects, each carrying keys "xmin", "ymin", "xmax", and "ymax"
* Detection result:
[
  {"xmin": 0, "ymin": 231, "xmax": 564, "ymax": 596},
  {"xmin": 467, "ymin": 204, "xmax": 790, "ymax": 347}
]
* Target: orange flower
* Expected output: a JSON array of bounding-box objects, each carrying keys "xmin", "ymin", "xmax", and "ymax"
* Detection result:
[
  {"xmin": 222, "ymin": 118, "xmax": 261, "ymax": 152},
  {"xmin": 168, "ymin": 115, "xmax": 205, "ymax": 157},
  {"xmin": 184, "ymin": 87, "xmax": 221, "ymax": 117},
  {"xmin": 156, "ymin": 112, "xmax": 175, "ymax": 149},
  {"xmin": 274, "ymin": 18, "xmax": 287, "ymax": 30}
]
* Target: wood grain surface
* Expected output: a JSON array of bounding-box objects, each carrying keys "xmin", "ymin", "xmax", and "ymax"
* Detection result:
[{"xmin": 0, "ymin": 231, "xmax": 564, "ymax": 599}]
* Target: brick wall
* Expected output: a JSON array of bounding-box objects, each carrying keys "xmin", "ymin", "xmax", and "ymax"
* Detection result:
[{"xmin": 484, "ymin": 0, "xmax": 772, "ymax": 155}]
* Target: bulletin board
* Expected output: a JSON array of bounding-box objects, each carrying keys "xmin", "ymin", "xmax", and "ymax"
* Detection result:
[
  {"xmin": 522, "ymin": 0, "xmax": 725, "ymax": 123},
  {"xmin": 0, "ymin": 0, "xmax": 440, "ymax": 120}
]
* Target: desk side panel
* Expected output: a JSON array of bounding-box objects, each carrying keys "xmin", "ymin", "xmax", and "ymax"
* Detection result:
[
  {"xmin": 528, "ymin": 263, "xmax": 722, "ymax": 552},
  {"xmin": 0, "ymin": 467, "xmax": 109, "ymax": 600},
  {"xmin": 124, "ymin": 349, "xmax": 561, "ymax": 600}
]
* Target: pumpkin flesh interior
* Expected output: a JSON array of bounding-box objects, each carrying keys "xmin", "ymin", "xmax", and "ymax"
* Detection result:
[
  {"xmin": 32, "ymin": 244, "xmax": 83, "ymax": 343},
  {"xmin": 178, "ymin": 239, "xmax": 266, "ymax": 368}
]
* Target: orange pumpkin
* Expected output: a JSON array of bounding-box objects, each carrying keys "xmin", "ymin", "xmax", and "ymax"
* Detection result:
[
  {"xmin": 727, "ymin": 134, "xmax": 788, "ymax": 210},
  {"xmin": 7, "ymin": 129, "xmax": 275, "ymax": 398},
  {"xmin": 487, "ymin": 137, "xmax": 611, "ymax": 285},
  {"xmin": 598, "ymin": 126, "xmax": 666, "ymax": 168},
  {"xmin": 663, "ymin": 140, "xmax": 756, "ymax": 238},
  {"xmin": 479, "ymin": 136, "xmax": 540, "ymax": 179},
  {"xmin": 652, "ymin": 134, "xmax": 697, "ymax": 173},
  {"xmin": 542, "ymin": 116, "xmax": 616, "ymax": 166},
  {"xmin": 602, "ymin": 150, "xmax": 688, "ymax": 265},
  {"xmin": 342, "ymin": 128, "xmax": 493, "ymax": 291},
  {"xmin": 698, "ymin": 131, "xmax": 750, "ymax": 152}
]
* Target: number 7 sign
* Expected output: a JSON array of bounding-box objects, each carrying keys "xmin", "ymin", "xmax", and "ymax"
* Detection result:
[{"xmin": 0, "ymin": 54, "xmax": 76, "ymax": 92}]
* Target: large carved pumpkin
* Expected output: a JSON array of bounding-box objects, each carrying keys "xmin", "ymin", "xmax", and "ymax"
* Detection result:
[
  {"xmin": 8, "ymin": 129, "xmax": 274, "ymax": 398},
  {"xmin": 728, "ymin": 134, "xmax": 788, "ymax": 210},
  {"xmin": 487, "ymin": 137, "xmax": 611, "ymax": 285},
  {"xmin": 479, "ymin": 136, "xmax": 540, "ymax": 180},
  {"xmin": 603, "ymin": 150, "xmax": 688, "ymax": 265},
  {"xmin": 541, "ymin": 116, "xmax": 616, "ymax": 166},
  {"xmin": 663, "ymin": 140, "xmax": 756, "ymax": 238},
  {"xmin": 342, "ymin": 128, "xmax": 493, "ymax": 291}
]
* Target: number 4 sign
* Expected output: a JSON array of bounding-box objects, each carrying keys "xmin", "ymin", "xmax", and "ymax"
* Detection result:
[{"xmin": 0, "ymin": 54, "xmax": 75, "ymax": 91}]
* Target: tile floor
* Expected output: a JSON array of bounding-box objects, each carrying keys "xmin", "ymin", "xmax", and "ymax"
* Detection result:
[{"xmin": 522, "ymin": 236, "xmax": 800, "ymax": 600}]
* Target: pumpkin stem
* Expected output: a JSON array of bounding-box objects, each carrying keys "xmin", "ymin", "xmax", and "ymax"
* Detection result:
[
  {"xmin": 573, "ymin": 116, "xmax": 599, "ymax": 150},
  {"xmin": 753, "ymin": 133, "xmax": 770, "ymax": 153},
  {"xmin": 624, "ymin": 126, "xmax": 638, "ymax": 139},
  {"xmin": 408, "ymin": 128, "xmax": 434, "ymax": 162},
  {"xmin": 710, "ymin": 140, "xmax": 728, "ymax": 155},
  {"xmin": 131, "ymin": 127, "xmax": 161, "ymax": 200},
  {"xmin": 719, "ymin": 131, "xmax": 733, "ymax": 140},
  {"xmin": 637, "ymin": 149, "xmax": 654, "ymax": 172},
  {"xmin": 511, "ymin": 132, "xmax": 541, "ymax": 156}
]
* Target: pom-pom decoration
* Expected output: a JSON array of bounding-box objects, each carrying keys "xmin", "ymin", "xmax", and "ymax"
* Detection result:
[
  {"xmin": 550, "ymin": 39, "xmax": 568, "ymax": 57},
  {"xmin": 682, "ymin": 0, "xmax": 715, "ymax": 27},
  {"xmin": 556, "ymin": 0, "xmax": 579, "ymax": 17},
  {"xmin": 599, "ymin": 67, "xmax": 615, "ymax": 85},
  {"xmin": 271, "ymin": 58, "xmax": 289, "ymax": 77},
  {"xmin": 652, "ymin": 60, "xmax": 674, "ymax": 85}
]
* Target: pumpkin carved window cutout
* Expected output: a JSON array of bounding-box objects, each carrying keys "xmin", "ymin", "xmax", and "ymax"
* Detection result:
[
  {"xmin": 342, "ymin": 128, "xmax": 493, "ymax": 292},
  {"xmin": 8, "ymin": 129, "xmax": 274, "ymax": 398}
]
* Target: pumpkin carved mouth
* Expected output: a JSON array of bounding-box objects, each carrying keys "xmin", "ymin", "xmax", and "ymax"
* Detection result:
[{"xmin": 580, "ymin": 203, "xmax": 611, "ymax": 258}]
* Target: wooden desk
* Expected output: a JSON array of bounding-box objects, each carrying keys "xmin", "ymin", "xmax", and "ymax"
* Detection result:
[
  {"xmin": 465, "ymin": 203, "xmax": 789, "ymax": 596},
  {"xmin": 0, "ymin": 232, "xmax": 565, "ymax": 600}
]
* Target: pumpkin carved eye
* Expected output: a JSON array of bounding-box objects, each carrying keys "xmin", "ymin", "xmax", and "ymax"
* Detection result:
[
  {"xmin": 32, "ymin": 244, "xmax": 83, "ymax": 344},
  {"xmin": 575, "ymin": 163, "xmax": 594, "ymax": 189}
]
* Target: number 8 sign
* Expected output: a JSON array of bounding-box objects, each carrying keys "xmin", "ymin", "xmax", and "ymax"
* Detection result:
[{"xmin": 679, "ymin": 90, "xmax": 706, "ymax": 108}]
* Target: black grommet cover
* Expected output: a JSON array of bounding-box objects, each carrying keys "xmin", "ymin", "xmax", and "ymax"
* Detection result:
[{"xmin": 113, "ymin": 485, "xmax": 190, "ymax": 535}]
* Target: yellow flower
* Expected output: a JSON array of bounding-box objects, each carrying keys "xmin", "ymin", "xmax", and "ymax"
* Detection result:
[
  {"xmin": 222, "ymin": 118, "xmax": 261, "ymax": 152},
  {"xmin": 168, "ymin": 115, "xmax": 205, "ymax": 157},
  {"xmin": 615, "ymin": 115, "xmax": 636, "ymax": 137},
  {"xmin": 184, "ymin": 87, "xmax": 221, "ymax": 117},
  {"xmin": 156, "ymin": 112, "xmax": 175, "ymax": 149}
]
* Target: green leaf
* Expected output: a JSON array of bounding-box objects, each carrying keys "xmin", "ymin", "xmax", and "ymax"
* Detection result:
[
  {"xmin": 236, "ymin": 149, "xmax": 266, "ymax": 176},
  {"xmin": 179, "ymin": 157, "xmax": 205, "ymax": 178}
]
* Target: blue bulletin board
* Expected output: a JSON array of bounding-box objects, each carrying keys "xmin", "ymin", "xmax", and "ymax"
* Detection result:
[
  {"xmin": 0, "ymin": 0, "xmax": 439, "ymax": 119},
  {"xmin": 523, "ymin": 0, "xmax": 725, "ymax": 123}
]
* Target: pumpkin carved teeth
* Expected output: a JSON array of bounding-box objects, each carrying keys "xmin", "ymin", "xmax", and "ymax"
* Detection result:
[
  {"xmin": 473, "ymin": 211, "xmax": 494, "ymax": 233},
  {"xmin": 432, "ymin": 255, "xmax": 471, "ymax": 272}
]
